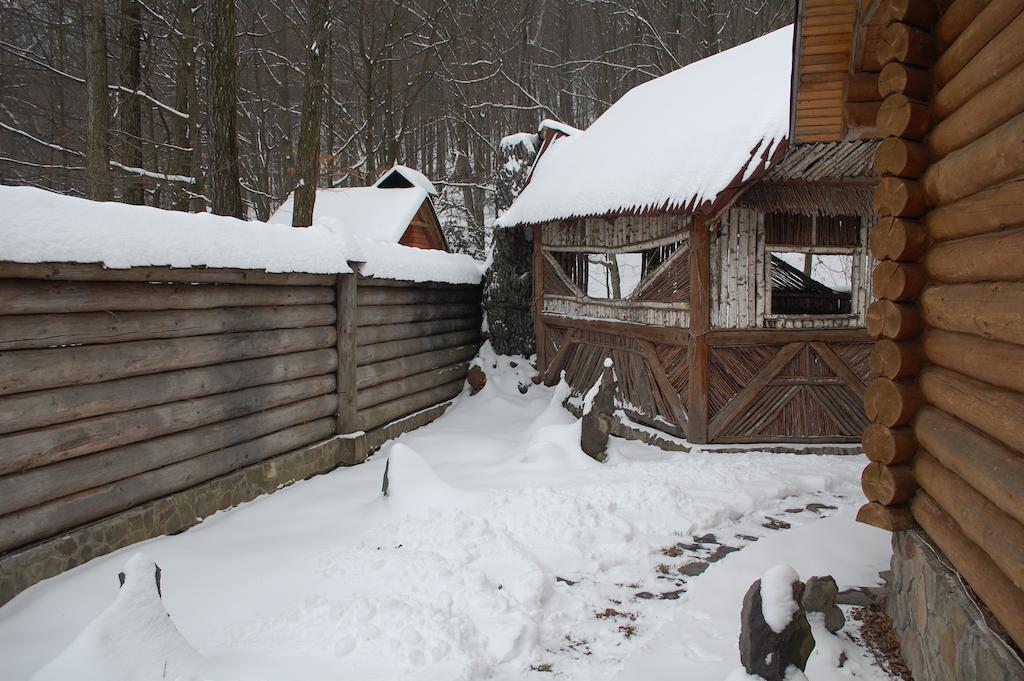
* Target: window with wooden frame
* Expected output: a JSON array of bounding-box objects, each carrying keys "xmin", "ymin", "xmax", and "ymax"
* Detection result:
[
  {"xmin": 765, "ymin": 213, "xmax": 862, "ymax": 317},
  {"xmin": 550, "ymin": 239, "xmax": 687, "ymax": 302}
]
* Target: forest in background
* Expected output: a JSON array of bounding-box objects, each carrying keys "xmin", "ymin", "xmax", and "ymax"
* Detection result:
[{"xmin": 0, "ymin": 0, "xmax": 793, "ymax": 257}]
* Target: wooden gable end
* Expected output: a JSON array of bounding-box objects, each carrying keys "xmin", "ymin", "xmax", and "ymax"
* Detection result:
[
  {"xmin": 793, "ymin": 0, "xmax": 883, "ymax": 143},
  {"xmin": 399, "ymin": 199, "xmax": 449, "ymax": 251}
]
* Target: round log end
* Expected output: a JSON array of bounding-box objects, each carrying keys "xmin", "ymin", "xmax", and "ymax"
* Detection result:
[
  {"xmin": 877, "ymin": 94, "xmax": 931, "ymax": 140},
  {"xmin": 873, "ymin": 260, "xmax": 927, "ymax": 301},
  {"xmin": 867, "ymin": 299, "xmax": 923, "ymax": 340},
  {"xmin": 864, "ymin": 376, "xmax": 921, "ymax": 426},
  {"xmin": 856, "ymin": 501, "xmax": 916, "ymax": 531},
  {"xmin": 862, "ymin": 462, "xmax": 918, "ymax": 505},
  {"xmin": 869, "ymin": 217, "xmax": 928, "ymax": 261},
  {"xmin": 863, "ymin": 423, "xmax": 917, "ymax": 464},
  {"xmin": 874, "ymin": 177, "xmax": 927, "ymax": 218},
  {"xmin": 870, "ymin": 338, "xmax": 922, "ymax": 379}
]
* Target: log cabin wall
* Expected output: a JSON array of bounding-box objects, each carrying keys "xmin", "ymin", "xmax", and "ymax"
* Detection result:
[
  {"xmin": 0, "ymin": 263, "xmax": 481, "ymax": 605},
  {"xmin": 853, "ymin": 0, "xmax": 1024, "ymax": 671}
]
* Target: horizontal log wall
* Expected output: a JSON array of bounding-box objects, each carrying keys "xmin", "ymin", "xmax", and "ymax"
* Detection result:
[
  {"xmin": 352, "ymin": 278, "xmax": 482, "ymax": 433},
  {"xmin": 0, "ymin": 265, "xmax": 482, "ymax": 584},
  {"xmin": 859, "ymin": 0, "xmax": 1024, "ymax": 655},
  {"xmin": 0, "ymin": 268, "xmax": 340, "ymax": 557}
]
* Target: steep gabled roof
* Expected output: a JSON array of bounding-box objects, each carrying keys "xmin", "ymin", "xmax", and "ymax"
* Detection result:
[
  {"xmin": 374, "ymin": 164, "xmax": 438, "ymax": 195},
  {"xmin": 496, "ymin": 25, "xmax": 794, "ymax": 227}
]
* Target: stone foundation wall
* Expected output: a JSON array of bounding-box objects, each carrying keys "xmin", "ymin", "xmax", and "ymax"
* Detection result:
[
  {"xmin": 888, "ymin": 531, "xmax": 1024, "ymax": 681},
  {"xmin": 0, "ymin": 399, "xmax": 453, "ymax": 607}
]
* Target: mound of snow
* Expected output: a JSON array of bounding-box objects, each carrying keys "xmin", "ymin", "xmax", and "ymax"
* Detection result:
[
  {"xmin": 526, "ymin": 376, "xmax": 575, "ymax": 432},
  {"xmin": 31, "ymin": 554, "xmax": 212, "ymax": 681},
  {"xmin": 383, "ymin": 443, "xmax": 483, "ymax": 512},
  {"xmin": 516, "ymin": 378, "xmax": 599, "ymax": 470}
]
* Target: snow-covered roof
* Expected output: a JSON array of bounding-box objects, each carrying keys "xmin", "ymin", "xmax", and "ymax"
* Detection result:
[
  {"xmin": 374, "ymin": 164, "xmax": 438, "ymax": 196},
  {"xmin": 269, "ymin": 186, "xmax": 429, "ymax": 244},
  {"xmin": 538, "ymin": 119, "xmax": 581, "ymax": 138},
  {"xmin": 496, "ymin": 25, "xmax": 794, "ymax": 227},
  {"xmin": 0, "ymin": 186, "xmax": 483, "ymax": 284}
]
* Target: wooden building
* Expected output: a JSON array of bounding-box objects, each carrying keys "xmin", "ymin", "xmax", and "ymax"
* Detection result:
[
  {"xmin": 271, "ymin": 165, "xmax": 449, "ymax": 251},
  {"xmin": 820, "ymin": 0, "xmax": 1024, "ymax": 677},
  {"xmin": 497, "ymin": 23, "xmax": 880, "ymax": 445}
]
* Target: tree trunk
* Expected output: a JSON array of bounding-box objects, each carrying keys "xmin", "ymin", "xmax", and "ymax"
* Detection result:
[
  {"xmin": 118, "ymin": 0, "xmax": 144, "ymax": 204},
  {"xmin": 172, "ymin": 0, "xmax": 202, "ymax": 212},
  {"xmin": 207, "ymin": 0, "xmax": 244, "ymax": 219},
  {"xmin": 292, "ymin": 0, "xmax": 331, "ymax": 228},
  {"xmin": 83, "ymin": 0, "xmax": 112, "ymax": 202}
]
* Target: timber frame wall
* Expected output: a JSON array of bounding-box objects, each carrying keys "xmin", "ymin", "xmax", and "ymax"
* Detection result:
[
  {"xmin": 0, "ymin": 262, "xmax": 481, "ymax": 603},
  {"xmin": 532, "ymin": 201, "xmax": 875, "ymax": 445},
  {"xmin": 855, "ymin": 0, "xmax": 1024, "ymax": 657}
]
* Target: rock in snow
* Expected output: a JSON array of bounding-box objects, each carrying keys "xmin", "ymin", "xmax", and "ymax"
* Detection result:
[
  {"xmin": 580, "ymin": 360, "xmax": 617, "ymax": 462},
  {"xmin": 801, "ymin": 575, "xmax": 845, "ymax": 634},
  {"xmin": 739, "ymin": 565, "xmax": 814, "ymax": 681},
  {"xmin": 467, "ymin": 365, "xmax": 487, "ymax": 395}
]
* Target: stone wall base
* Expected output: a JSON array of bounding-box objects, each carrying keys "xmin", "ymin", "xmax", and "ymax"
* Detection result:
[
  {"xmin": 888, "ymin": 530, "xmax": 1024, "ymax": 681},
  {"xmin": 0, "ymin": 400, "xmax": 454, "ymax": 607}
]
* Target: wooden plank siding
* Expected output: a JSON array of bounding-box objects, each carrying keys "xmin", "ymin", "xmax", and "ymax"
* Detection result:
[
  {"xmin": 855, "ymin": 0, "xmax": 1024, "ymax": 652},
  {"xmin": 793, "ymin": 0, "xmax": 884, "ymax": 143},
  {"xmin": 398, "ymin": 200, "xmax": 448, "ymax": 251},
  {"xmin": 0, "ymin": 265, "xmax": 481, "ymax": 564}
]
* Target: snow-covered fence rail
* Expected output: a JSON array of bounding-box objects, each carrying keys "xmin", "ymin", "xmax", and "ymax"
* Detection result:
[{"xmin": 0, "ymin": 262, "xmax": 482, "ymax": 605}]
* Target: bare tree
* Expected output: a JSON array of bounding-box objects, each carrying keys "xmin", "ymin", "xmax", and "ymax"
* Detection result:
[
  {"xmin": 0, "ymin": 0, "xmax": 793, "ymax": 245},
  {"xmin": 207, "ymin": 0, "xmax": 244, "ymax": 218},
  {"xmin": 118, "ymin": 0, "xmax": 144, "ymax": 204},
  {"xmin": 292, "ymin": 0, "xmax": 332, "ymax": 228},
  {"xmin": 83, "ymin": 0, "xmax": 112, "ymax": 201}
]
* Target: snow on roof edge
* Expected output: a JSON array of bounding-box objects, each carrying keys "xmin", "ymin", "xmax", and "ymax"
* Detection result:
[
  {"xmin": 539, "ymin": 119, "xmax": 581, "ymax": 137},
  {"xmin": 0, "ymin": 186, "xmax": 483, "ymax": 285}
]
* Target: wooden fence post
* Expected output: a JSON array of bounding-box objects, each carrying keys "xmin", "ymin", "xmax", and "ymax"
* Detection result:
[
  {"xmin": 336, "ymin": 273, "xmax": 358, "ymax": 434},
  {"xmin": 687, "ymin": 214, "xmax": 711, "ymax": 444}
]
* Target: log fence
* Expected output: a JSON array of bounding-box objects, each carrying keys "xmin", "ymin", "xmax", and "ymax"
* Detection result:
[{"xmin": 0, "ymin": 262, "xmax": 481, "ymax": 603}]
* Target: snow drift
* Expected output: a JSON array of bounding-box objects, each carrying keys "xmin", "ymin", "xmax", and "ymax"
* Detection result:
[{"xmin": 31, "ymin": 553, "xmax": 214, "ymax": 681}]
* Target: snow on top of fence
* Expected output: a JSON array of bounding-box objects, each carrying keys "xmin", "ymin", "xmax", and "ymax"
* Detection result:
[
  {"xmin": 0, "ymin": 186, "xmax": 483, "ymax": 284},
  {"xmin": 496, "ymin": 25, "xmax": 793, "ymax": 227}
]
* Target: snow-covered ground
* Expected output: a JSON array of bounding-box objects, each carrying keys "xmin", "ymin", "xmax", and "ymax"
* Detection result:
[{"xmin": 0, "ymin": 350, "xmax": 893, "ymax": 681}]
